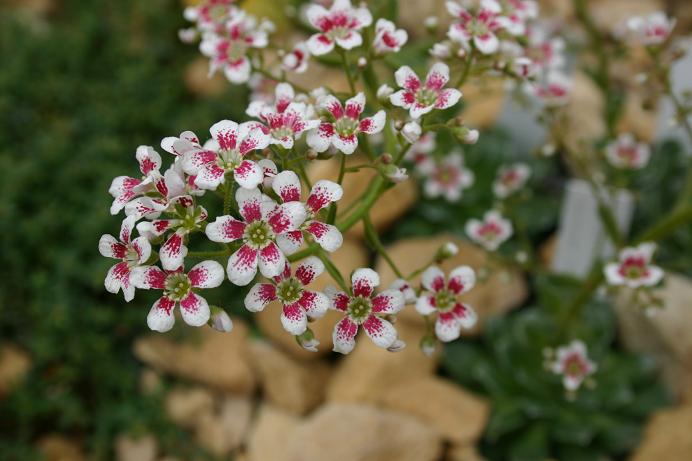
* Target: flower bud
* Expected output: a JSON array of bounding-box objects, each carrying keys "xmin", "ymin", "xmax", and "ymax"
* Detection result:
[
  {"xmin": 387, "ymin": 338, "xmax": 406, "ymax": 352},
  {"xmin": 383, "ymin": 165, "xmax": 408, "ymax": 183},
  {"xmin": 178, "ymin": 28, "xmax": 198, "ymax": 44},
  {"xmin": 380, "ymin": 152, "xmax": 393, "ymax": 164},
  {"xmin": 424, "ymin": 16, "xmax": 438, "ymax": 30},
  {"xmin": 402, "ymin": 121, "xmax": 422, "ymax": 143},
  {"xmin": 435, "ymin": 241, "xmax": 458, "ymax": 262},
  {"xmin": 357, "ymin": 57, "xmax": 368, "ymax": 69},
  {"xmin": 209, "ymin": 306, "xmax": 233, "ymax": 332},
  {"xmin": 306, "ymin": 149, "xmax": 318, "ymax": 160},
  {"xmin": 452, "ymin": 126, "xmax": 479, "ymax": 144},
  {"xmin": 377, "ymin": 84, "xmax": 394, "ymax": 101},
  {"xmin": 394, "ymin": 120, "xmax": 405, "ymax": 131},
  {"xmin": 296, "ymin": 328, "xmax": 320, "ymax": 352},
  {"xmin": 420, "ymin": 335, "xmax": 437, "ymax": 357},
  {"xmin": 430, "ymin": 42, "xmax": 452, "ymax": 59}
]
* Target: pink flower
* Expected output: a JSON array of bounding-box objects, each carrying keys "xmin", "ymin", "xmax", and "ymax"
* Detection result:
[
  {"xmin": 465, "ymin": 210, "xmax": 513, "ymax": 251},
  {"xmin": 405, "ymin": 132, "xmax": 436, "ymax": 167},
  {"xmin": 271, "ymin": 170, "xmax": 344, "ymax": 252},
  {"xmin": 549, "ymin": 340, "xmax": 597, "ymax": 391},
  {"xmin": 199, "ymin": 11, "xmax": 270, "ymax": 83},
  {"xmin": 605, "ymin": 134, "xmax": 651, "ymax": 170},
  {"xmin": 282, "ymin": 42, "xmax": 310, "ymax": 73},
  {"xmin": 244, "ymin": 257, "xmax": 330, "ymax": 336},
  {"xmin": 108, "ymin": 146, "xmax": 162, "ymax": 215},
  {"xmin": 205, "ymin": 187, "xmax": 307, "ymax": 285},
  {"xmin": 246, "ymin": 83, "xmax": 321, "ymax": 149},
  {"xmin": 389, "ymin": 278, "xmax": 417, "ymax": 304},
  {"xmin": 184, "ymin": 0, "xmax": 237, "ymax": 33},
  {"xmin": 446, "ymin": 0, "xmax": 502, "ymax": 54},
  {"xmin": 373, "ymin": 18, "xmax": 408, "ymax": 54},
  {"xmin": 625, "ymin": 12, "xmax": 675, "ymax": 46},
  {"xmin": 99, "ymin": 216, "xmax": 151, "ymax": 302},
  {"xmin": 496, "ymin": 0, "xmax": 538, "ymax": 36},
  {"xmin": 305, "ymin": 0, "xmax": 372, "ymax": 56},
  {"xmin": 390, "ymin": 63, "xmax": 462, "ymax": 119},
  {"xmin": 181, "ymin": 120, "xmax": 270, "ymax": 190},
  {"xmin": 493, "ymin": 162, "xmax": 531, "ymax": 198},
  {"xmin": 415, "ymin": 266, "xmax": 477, "ymax": 342},
  {"xmin": 307, "ymin": 92, "xmax": 385, "ymax": 155},
  {"xmin": 604, "ymin": 243, "xmax": 664, "ymax": 289},
  {"xmin": 531, "ymin": 72, "xmax": 572, "ymax": 107},
  {"xmin": 132, "ymin": 260, "xmax": 224, "ymax": 332},
  {"xmin": 421, "ymin": 153, "xmax": 474, "ymax": 202},
  {"xmin": 327, "ymin": 268, "xmax": 405, "ymax": 354},
  {"xmin": 524, "ymin": 25, "xmax": 566, "ymax": 74}
]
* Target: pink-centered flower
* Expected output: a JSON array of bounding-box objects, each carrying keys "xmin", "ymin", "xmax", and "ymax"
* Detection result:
[
  {"xmin": 465, "ymin": 210, "xmax": 513, "ymax": 251},
  {"xmin": 625, "ymin": 12, "xmax": 675, "ymax": 46},
  {"xmin": 99, "ymin": 216, "xmax": 151, "ymax": 302},
  {"xmin": 282, "ymin": 42, "xmax": 310, "ymax": 73},
  {"xmin": 184, "ymin": 0, "xmax": 237, "ymax": 33},
  {"xmin": 244, "ymin": 257, "xmax": 330, "ymax": 336},
  {"xmin": 307, "ymin": 92, "xmax": 385, "ymax": 155},
  {"xmin": 108, "ymin": 146, "xmax": 162, "ymax": 215},
  {"xmin": 605, "ymin": 134, "xmax": 651, "ymax": 170},
  {"xmin": 132, "ymin": 260, "xmax": 224, "ymax": 332},
  {"xmin": 416, "ymin": 266, "xmax": 478, "ymax": 342},
  {"xmin": 305, "ymin": 0, "xmax": 372, "ymax": 56},
  {"xmin": 446, "ymin": 0, "xmax": 503, "ymax": 55},
  {"xmin": 493, "ymin": 162, "xmax": 531, "ymax": 198},
  {"xmin": 604, "ymin": 243, "xmax": 664, "ymax": 289},
  {"xmin": 390, "ymin": 63, "xmax": 462, "ymax": 119},
  {"xmin": 549, "ymin": 340, "xmax": 597, "ymax": 391},
  {"xmin": 495, "ymin": 0, "xmax": 538, "ymax": 36},
  {"xmin": 182, "ymin": 120, "xmax": 270, "ymax": 190},
  {"xmin": 246, "ymin": 83, "xmax": 321, "ymax": 149},
  {"xmin": 199, "ymin": 11, "xmax": 270, "ymax": 83},
  {"xmin": 421, "ymin": 153, "xmax": 474, "ymax": 202},
  {"xmin": 327, "ymin": 268, "xmax": 405, "ymax": 354},
  {"xmin": 372, "ymin": 18, "xmax": 408, "ymax": 54},
  {"xmin": 531, "ymin": 72, "xmax": 571, "ymax": 107},
  {"xmin": 405, "ymin": 132, "xmax": 436, "ymax": 167},
  {"xmin": 205, "ymin": 187, "xmax": 307, "ymax": 285},
  {"xmin": 271, "ymin": 170, "xmax": 344, "ymax": 253},
  {"xmin": 389, "ymin": 278, "xmax": 417, "ymax": 304}
]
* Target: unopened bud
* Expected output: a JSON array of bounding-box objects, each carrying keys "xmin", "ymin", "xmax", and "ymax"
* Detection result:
[
  {"xmin": 420, "ymin": 335, "xmax": 437, "ymax": 357},
  {"xmin": 380, "ymin": 152, "xmax": 393, "ymax": 164},
  {"xmin": 424, "ymin": 16, "xmax": 438, "ymax": 30},
  {"xmin": 306, "ymin": 149, "xmax": 318, "ymax": 160},
  {"xmin": 209, "ymin": 306, "xmax": 233, "ymax": 332},
  {"xmin": 178, "ymin": 28, "xmax": 199, "ymax": 44},
  {"xmin": 452, "ymin": 126, "xmax": 479, "ymax": 144},
  {"xmin": 377, "ymin": 84, "xmax": 394, "ymax": 101},
  {"xmin": 394, "ymin": 120, "xmax": 405, "ymax": 131},
  {"xmin": 357, "ymin": 57, "xmax": 367, "ymax": 69},
  {"xmin": 402, "ymin": 121, "xmax": 422, "ymax": 143},
  {"xmin": 383, "ymin": 164, "xmax": 408, "ymax": 183},
  {"xmin": 387, "ymin": 338, "xmax": 406, "ymax": 352},
  {"xmin": 296, "ymin": 328, "xmax": 320, "ymax": 352},
  {"xmin": 435, "ymin": 241, "xmax": 459, "ymax": 262}
]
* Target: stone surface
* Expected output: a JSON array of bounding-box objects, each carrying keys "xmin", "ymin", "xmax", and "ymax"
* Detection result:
[
  {"xmin": 615, "ymin": 273, "xmax": 692, "ymax": 400},
  {"xmin": 249, "ymin": 340, "xmax": 330, "ymax": 415},
  {"xmin": 285, "ymin": 403, "xmax": 442, "ymax": 461},
  {"xmin": 589, "ymin": 0, "xmax": 663, "ymax": 32},
  {"xmin": 446, "ymin": 444, "xmax": 488, "ymax": 461},
  {"xmin": 308, "ymin": 155, "xmax": 418, "ymax": 239},
  {"xmin": 461, "ymin": 79, "xmax": 506, "ymax": 129},
  {"xmin": 184, "ymin": 58, "xmax": 228, "ymax": 98},
  {"xmin": 37, "ymin": 436, "xmax": 86, "ymax": 461},
  {"xmin": 133, "ymin": 320, "xmax": 255, "ymax": 394},
  {"xmin": 378, "ymin": 376, "xmax": 490, "ymax": 445},
  {"xmin": 0, "ymin": 343, "xmax": 31, "ymax": 397},
  {"xmin": 563, "ymin": 72, "xmax": 605, "ymax": 164},
  {"xmin": 327, "ymin": 321, "xmax": 439, "ymax": 403},
  {"xmin": 115, "ymin": 434, "xmax": 158, "ymax": 461},
  {"xmin": 375, "ymin": 234, "xmax": 528, "ymax": 335},
  {"xmin": 255, "ymin": 238, "xmax": 369, "ymax": 360},
  {"xmin": 165, "ymin": 386, "xmax": 215, "ymax": 429},
  {"xmin": 139, "ymin": 368, "xmax": 162, "ymax": 395},
  {"xmin": 629, "ymin": 402, "xmax": 692, "ymax": 461},
  {"xmin": 194, "ymin": 396, "xmax": 253, "ymax": 457},
  {"xmin": 247, "ymin": 405, "xmax": 301, "ymax": 461}
]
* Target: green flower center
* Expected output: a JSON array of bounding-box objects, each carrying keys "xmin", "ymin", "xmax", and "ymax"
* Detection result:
[
  {"xmin": 415, "ymin": 88, "xmax": 438, "ymax": 106},
  {"xmin": 244, "ymin": 220, "xmax": 274, "ymax": 249},
  {"xmin": 217, "ymin": 148, "xmax": 242, "ymax": 171},
  {"xmin": 434, "ymin": 289, "xmax": 456, "ymax": 312},
  {"xmin": 347, "ymin": 296, "xmax": 372, "ymax": 323},
  {"xmin": 227, "ymin": 40, "xmax": 249, "ymax": 63},
  {"xmin": 277, "ymin": 277, "xmax": 303, "ymax": 304},
  {"xmin": 165, "ymin": 273, "xmax": 192, "ymax": 301},
  {"xmin": 469, "ymin": 20, "xmax": 489, "ymax": 37},
  {"xmin": 271, "ymin": 126, "xmax": 293, "ymax": 140},
  {"xmin": 334, "ymin": 117, "xmax": 359, "ymax": 137}
]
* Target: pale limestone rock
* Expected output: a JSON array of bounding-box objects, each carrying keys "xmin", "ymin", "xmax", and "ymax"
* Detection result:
[
  {"xmin": 139, "ymin": 368, "xmax": 162, "ymax": 395},
  {"xmin": 165, "ymin": 386, "xmax": 215, "ymax": 429},
  {"xmin": 446, "ymin": 444, "xmax": 488, "ymax": 461},
  {"xmin": 378, "ymin": 376, "xmax": 490, "ymax": 445},
  {"xmin": 286, "ymin": 404, "xmax": 443, "ymax": 461},
  {"xmin": 255, "ymin": 238, "xmax": 369, "ymax": 360},
  {"xmin": 115, "ymin": 434, "xmax": 158, "ymax": 461},
  {"xmin": 194, "ymin": 396, "xmax": 253, "ymax": 456},
  {"xmin": 249, "ymin": 340, "xmax": 330, "ymax": 415},
  {"xmin": 461, "ymin": 79, "xmax": 506, "ymax": 129},
  {"xmin": 629, "ymin": 402, "xmax": 692, "ymax": 461},
  {"xmin": 247, "ymin": 405, "xmax": 301, "ymax": 461},
  {"xmin": 133, "ymin": 320, "xmax": 255, "ymax": 394},
  {"xmin": 375, "ymin": 234, "xmax": 528, "ymax": 335},
  {"xmin": 0, "ymin": 343, "xmax": 31, "ymax": 397}
]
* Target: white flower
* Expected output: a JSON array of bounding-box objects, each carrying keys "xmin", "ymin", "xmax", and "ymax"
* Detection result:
[
  {"xmin": 390, "ymin": 63, "xmax": 462, "ymax": 119},
  {"xmin": 465, "ymin": 210, "xmax": 513, "ymax": 251},
  {"xmin": 282, "ymin": 42, "xmax": 310, "ymax": 73},
  {"xmin": 549, "ymin": 340, "xmax": 597, "ymax": 391},
  {"xmin": 605, "ymin": 134, "xmax": 651, "ymax": 170},
  {"xmin": 373, "ymin": 18, "xmax": 408, "ymax": 54},
  {"xmin": 624, "ymin": 12, "xmax": 675, "ymax": 45},
  {"xmin": 493, "ymin": 162, "xmax": 531, "ymax": 198},
  {"xmin": 305, "ymin": 0, "xmax": 372, "ymax": 55},
  {"xmin": 604, "ymin": 243, "xmax": 664, "ymax": 289},
  {"xmin": 421, "ymin": 153, "xmax": 474, "ymax": 202},
  {"xmin": 401, "ymin": 121, "xmax": 422, "ymax": 143}
]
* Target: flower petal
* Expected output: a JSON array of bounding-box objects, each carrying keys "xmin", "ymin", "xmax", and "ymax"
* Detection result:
[
  {"xmin": 131, "ymin": 236, "xmax": 152, "ymax": 264},
  {"xmin": 244, "ymin": 283, "xmax": 277, "ymax": 312},
  {"xmin": 182, "ymin": 149, "xmax": 217, "ymax": 174},
  {"xmin": 415, "ymin": 295, "xmax": 437, "ymax": 315},
  {"xmin": 344, "ymin": 93, "xmax": 365, "ymax": 119},
  {"xmin": 236, "ymin": 187, "xmax": 263, "ymax": 223},
  {"xmin": 321, "ymin": 95, "xmax": 345, "ymax": 119},
  {"xmin": 233, "ymin": 159, "xmax": 263, "ymax": 190},
  {"xmin": 160, "ymin": 232, "xmax": 188, "ymax": 271},
  {"xmin": 281, "ymin": 302, "xmax": 308, "ymax": 335},
  {"xmin": 332, "ymin": 316, "xmax": 358, "ymax": 354},
  {"xmin": 131, "ymin": 265, "xmax": 167, "ymax": 289},
  {"xmin": 362, "ymin": 315, "xmax": 397, "ymax": 349},
  {"xmin": 298, "ymin": 290, "xmax": 329, "ymax": 318},
  {"xmin": 147, "ymin": 296, "xmax": 176, "ymax": 332},
  {"xmin": 205, "ymin": 215, "xmax": 246, "ymax": 243},
  {"xmin": 276, "ymin": 230, "xmax": 304, "ymax": 255},
  {"xmin": 179, "ymin": 292, "xmax": 211, "ymax": 327},
  {"xmin": 210, "ymin": 119, "xmax": 239, "ymax": 151},
  {"xmin": 306, "ymin": 33, "xmax": 334, "ymax": 56},
  {"xmin": 306, "ymin": 221, "xmax": 343, "ymax": 252},
  {"xmin": 258, "ymin": 242, "xmax": 286, "ymax": 278},
  {"xmin": 447, "ymin": 265, "xmax": 475, "ymax": 294},
  {"xmin": 238, "ymin": 122, "xmax": 271, "ymax": 155},
  {"xmin": 395, "ymin": 65, "xmax": 421, "ymax": 92},
  {"xmin": 425, "ymin": 62, "xmax": 450, "ymax": 90},
  {"xmin": 421, "ymin": 266, "xmax": 446, "ymax": 292},
  {"xmin": 335, "ymin": 31, "xmax": 363, "ymax": 50},
  {"xmin": 268, "ymin": 201, "xmax": 307, "ymax": 234},
  {"xmin": 434, "ymin": 88, "xmax": 462, "ymax": 109},
  {"xmin": 136, "ymin": 145, "xmax": 162, "ymax": 176},
  {"xmin": 306, "ymin": 122, "xmax": 334, "ymax": 152},
  {"xmin": 272, "ymin": 170, "xmax": 302, "ymax": 203},
  {"xmin": 351, "ymin": 268, "xmax": 379, "ymax": 297},
  {"xmin": 435, "ymin": 312, "xmax": 461, "ymax": 342},
  {"xmin": 371, "ymin": 289, "xmax": 405, "ymax": 314},
  {"xmin": 389, "ymin": 89, "xmax": 415, "ymax": 109},
  {"xmin": 358, "ymin": 110, "xmax": 386, "ymax": 134},
  {"xmin": 99, "ymin": 234, "xmax": 127, "ymax": 259},
  {"xmin": 188, "ymin": 260, "xmax": 224, "ymax": 288},
  {"xmin": 227, "ymin": 244, "xmax": 259, "ymax": 286},
  {"xmin": 194, "ymin": 163, "xmax": 226, "ymax": 190},
  {"xmin": 105, "ymin": 261, "xmax": 131, "ymax": 296},
  {"xmin": 306, "ymin": 180, "xmax": 343, "ymax": 213},
  {"xmin": 453, "ymin": 302, "xmax": 477, "ymax": 329},
  {"xmin": 333, "ymin": 134, "xmax": 358, "ymax": 155},
  {"xmin": 294, "ymin": 256, "xmax": 325, "ymax": 286},
  {"xmin": 223, "ymin": 58, "xmax": 252, "ymax": 84},
  {"xmin": 325, "ymin": 286, "xmax": 350, "ymax": 311}
]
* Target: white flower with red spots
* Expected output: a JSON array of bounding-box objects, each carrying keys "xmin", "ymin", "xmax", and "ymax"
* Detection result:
[
  {"xmin": 199, "ymin": 11, "xmax": 270, "ymax": 83},
  {"xmin": 205, "ymin": 187, "xmax": 307, "ymax": 285},
  {"xmin": 466, "ymin": 210, "xmax": 513, "ymax": 251},
  {"xmin": 246, "ymin": 83, "xmax": 321, "ymax": 149},
  {"xmin": 524, "ymin": 25, "xmax": 566, "ymax": 75},
  {"xmin": 605, "ymin": 134, "xmax": 651, "ymax": 170},
  {"xmin": 493, "ymin": 162, "xmax": 531, "ymax": 198},
  {"xmin": 421, "ymin": 153, "xmax": 474, "ymax": 202},
  {"xmin": 184, "ymin": 0, "xmax": 237, "ymax": 33},
  {"xmin": 109, "ymin": 146, "xmax": 162, "ymax": 215},
  {"xmin": 328, "ymin": 268, "xmax": 405, "ymax": 354},
  {"xmin": 307, "ymin": 92, "xmax": 385, "ymax": 155},
  {"xmin": 160, "ymin": 131, "xmax": 202, "ymax": 158},
  {"xmin": 99, "ymin": 216, "xmax": 151, "ymax": 302},
  {"xmin": 271, "ymin": 170, "xmax": 344, "ymax": 253},
  {"xmin": 531, "ymin": 72, "xmax": 571, "ymax": 107},
  {"xmin": 604, "ymin": 243, "xmax": 664, "ymax": 289},
  {"xmin": 405, "ymin": 132, "xmax": 436, "ymax": 168},
  {"xmin": 182, "ymin": 120, "xmax": 270, "ymax": 191},
  {"xmin": 305, "ymin": 0, "xmax": 372, "ymax": 56},
  {"xmin": 416, "ymin": 266, "xmax": 477, "ymax": 342},
  {"xmin": 495, "ymin": 0, "xmax": 538, "ymax": 36},
  {"xmin": 625, "ymin": 12, "xmax": 675, "ymax": 46},
  {"xmin": 446, "ymin": 0, "xmax": 503, "ymax": 55},
  {"xmin": 390, "ymin": 63, "xmax": 462, "ymax": 120},
  {"xmin": 132, "ymin": 260, "xmax": 224, "ymax": 332},
  {"xmin": 389, "ymin": 279, "xmax": 417, "ymax": 304},
  {"xmin": 549, "ymin": 340, "xmax": 597, "ymax": 391},
  {"xmin": 282, "ymin": 42, "xmax": 310, "ymax": 73},
  {"xmin": 373, "ymin": 18, "xmax": 408, "ymax": 54},
  {"xmin": 244, "ymin": 257, "xmax": 330, "ymax": 336}
]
